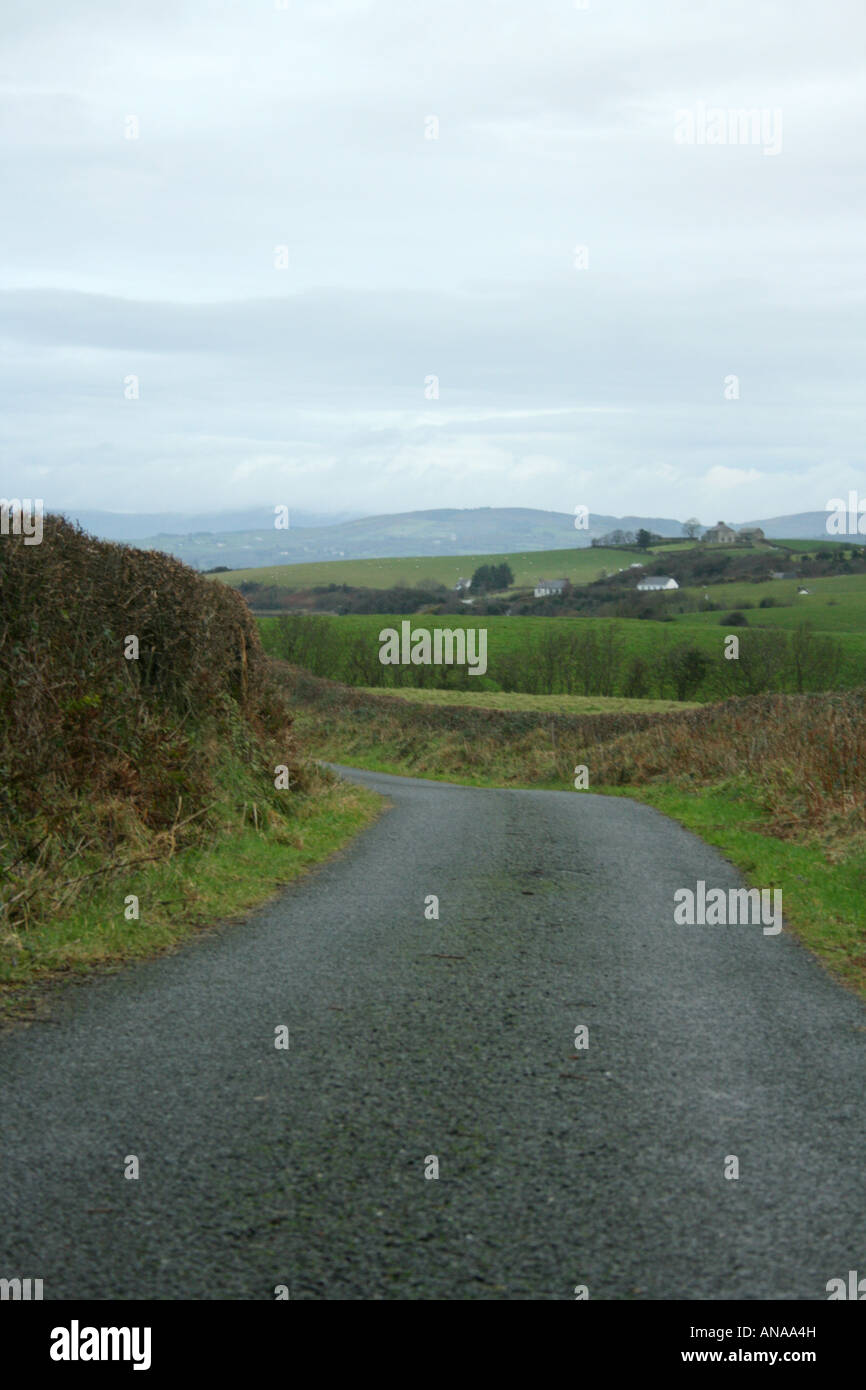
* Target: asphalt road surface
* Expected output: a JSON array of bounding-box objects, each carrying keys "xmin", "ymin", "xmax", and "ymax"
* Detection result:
[{"xmin": 1, "ymin": 766, "xmax": 864, "ymax": 1300}]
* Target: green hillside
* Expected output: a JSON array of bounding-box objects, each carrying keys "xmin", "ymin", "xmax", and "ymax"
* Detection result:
[
  {"xmin": 209, "ymin": 535, "xmax": 838, "ymax": 595},
  {"xmin": 673, "ymin": 572, "xmax": 866, "ymax": 632},
  {"xmin": 214, "ymin": 544, "xmax": 687, "ymax": 592}
]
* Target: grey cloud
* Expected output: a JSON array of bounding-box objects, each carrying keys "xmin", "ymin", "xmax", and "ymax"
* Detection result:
[{"xmin": 0, "ymin": 0, "xmax": 863, "ymax": 519}]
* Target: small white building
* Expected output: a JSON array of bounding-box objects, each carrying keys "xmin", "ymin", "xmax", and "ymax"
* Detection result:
[
  {"xmin": 454, "ymin": 577, "xmax": 471, "ymax": 591},
  {"xmin": 534, "ymin": 578, "xmax": 568, "ymax": 598},
  {"xmin": 636, "ymin": 575, "xmax": 679, "ymax": 592}
]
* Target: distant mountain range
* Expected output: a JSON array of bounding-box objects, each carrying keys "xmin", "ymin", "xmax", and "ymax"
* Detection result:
[
  {"xmin": 59, "ymin": 508, "xmax": 363, "ymax": 540},
  {"xmin": 55, "ymin": 506, "xmax": 841, "ymax": 571},
  {"xmin": 736, "ymin": 511, "xmax": 846, "ymax": 540}
]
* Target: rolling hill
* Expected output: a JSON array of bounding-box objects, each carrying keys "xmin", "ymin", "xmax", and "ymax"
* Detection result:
[{"xmin": 60, "ymin": 505, "xmax": 849, "ymax": 572}]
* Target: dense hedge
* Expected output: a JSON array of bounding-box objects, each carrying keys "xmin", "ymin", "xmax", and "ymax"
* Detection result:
[{"xmin": 1, "ymin": 517, "xmax": 304, "ymax": 929}]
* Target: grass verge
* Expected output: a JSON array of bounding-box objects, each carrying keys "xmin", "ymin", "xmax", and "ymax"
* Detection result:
[
  {"xmin": 613, "ymin": 782, "xmax": 866, "ymax": 1000},
  {"xmin": 0, "ymin": 776, "xmax": 381, "ymax": 1027}
]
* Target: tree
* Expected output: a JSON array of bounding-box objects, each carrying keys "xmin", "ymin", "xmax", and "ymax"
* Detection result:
[
  {"xmin": 683, "ymin": 517, "xmax": 701, "ymax": 540},
  {"xmin": 636, "ymin": 528, "xmax": 652, "ymax": 551},
  {"xmin": 710, "ymin": 630, "xmax": 789, "ymax": 698},
  {"xmin": 790, "ymin": 623, "xmax": 843, "ymax": 693},
  {"xmin": 471, "ymin": 562, "xmax": 513, "ymax": 592},
  {"xmin": 663, "ymin": 644, "xmax": 709, "ymax": 701},
  {"xmin": 622, "ymin": 655, "xmax": 651, "ymax": 699}
]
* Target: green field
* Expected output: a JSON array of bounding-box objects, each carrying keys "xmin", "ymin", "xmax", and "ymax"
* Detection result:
[
  {"xmin": 672, "ymin": 572, "xmax": 866, "ymax": 632},
  {"xmin": 213, "ymin": 544, "xmax": 692, "ymax": 591},
  {"xmin": 767, "ymin": 538, "xmax": 852, "ymax": 554},
  {"xmin": 260, "ymin": 610, "xmax": 866, "ymax": 666},
  {"xmin": 260, "ymin": 609, "xmax": 866, "ymax": 701},
  {"xmin": 213, "ymin": 535, "xmax": 853, "ymax": 603}
]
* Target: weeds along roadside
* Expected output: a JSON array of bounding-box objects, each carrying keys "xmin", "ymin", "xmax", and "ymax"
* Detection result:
[{"xmin": 277, "ymin": 662, "xmax": 866, "ymax": 836}]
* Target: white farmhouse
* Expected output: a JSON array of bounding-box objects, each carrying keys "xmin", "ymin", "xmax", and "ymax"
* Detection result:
[
  {"xmin": 534, "ymin": 578, "xmax": 568, "ymax": 598},
  {"xmin": 636, "ymin": 575, "xmax": 679, "ymax": 592}
]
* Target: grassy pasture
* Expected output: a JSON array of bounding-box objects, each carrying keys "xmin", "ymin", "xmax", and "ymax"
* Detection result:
[
  {"xmin": 258, "ymin": 611, "xmax": 866, "ymax": 700},
  {"xmin": 673, "ymin": 572, "xmax": 866, "ymax": 632},
  {"xmin": 213, "ymin": 545, "xmax": 680, "ymax": 591},
  {"xmin": 211, "ymin": 536, "xmax": 852, "ymax": 594}
]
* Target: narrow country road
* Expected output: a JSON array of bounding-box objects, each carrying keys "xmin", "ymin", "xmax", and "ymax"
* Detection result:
[{"xmin": 1, "ymin": 767, "xmax": 864, "ymax": 1300}]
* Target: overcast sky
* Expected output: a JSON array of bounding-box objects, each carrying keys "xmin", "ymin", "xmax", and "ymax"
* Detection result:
[{"xmin": 2, "ymin": 0, "xmax": 864, "ymax": 523}]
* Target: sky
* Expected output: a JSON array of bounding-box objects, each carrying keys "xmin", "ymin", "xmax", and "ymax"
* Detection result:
[{"xmin": 1, "ymin": 0, "xmax": 864, "ymax": 525}]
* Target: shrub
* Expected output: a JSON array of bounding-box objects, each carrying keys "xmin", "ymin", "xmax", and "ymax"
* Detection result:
[{"xmin": 0, "ymin": 516, "xmax": 305, "ymax": 932}]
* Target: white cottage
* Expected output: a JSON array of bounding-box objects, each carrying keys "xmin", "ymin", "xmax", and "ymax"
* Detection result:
[{"xmin": 636, "ymin": 575, "xmax": 679, "ymax": 592}]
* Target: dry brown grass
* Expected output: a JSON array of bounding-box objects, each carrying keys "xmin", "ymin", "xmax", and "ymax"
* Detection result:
[
  {"xmin": 278, "ymin": 664, "xmax": 866, "ymax": 845},
  {"xmin": 586, "ymin": 689, "xmax": 866, "ymax": 842}
]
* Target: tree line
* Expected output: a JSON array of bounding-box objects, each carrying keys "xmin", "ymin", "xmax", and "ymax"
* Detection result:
[{"xmin": 266, "ymin": 615, "xmax": 847, "ymax": 702}]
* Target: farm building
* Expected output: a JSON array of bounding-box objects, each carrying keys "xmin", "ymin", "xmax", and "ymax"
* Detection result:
[
  {"xmin": 533, "ymin": 578, "xmax": 568, "ymax": 597},
  {"xmin": 636, "ymin": 575, "xmax": 679, "ymax": 592},
  {"xmin": 702, "ymin": 521, "xmax": 738, "ymax": 545}
]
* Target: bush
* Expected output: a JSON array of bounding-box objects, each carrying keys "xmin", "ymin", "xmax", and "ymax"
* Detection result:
[
  {"xmin": 722, "ymin": 611, "xmax": 749, "ymax": 626},
  {"xmin": 0, "ymin": 516, "xmax": 305, "ymax": 931}
]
